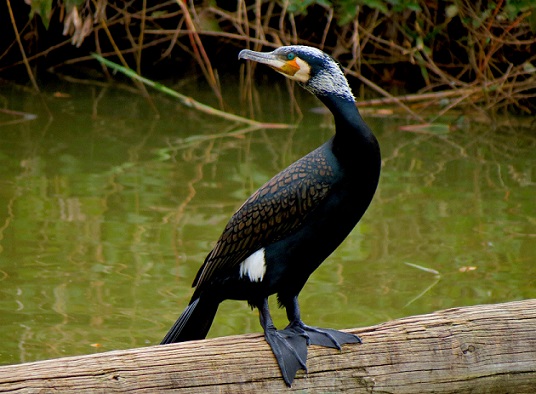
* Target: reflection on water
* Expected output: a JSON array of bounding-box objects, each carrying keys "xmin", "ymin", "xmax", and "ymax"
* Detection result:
[{"xmin": 0, "ymin": 83, "xmax": 534, "ymax": 365}]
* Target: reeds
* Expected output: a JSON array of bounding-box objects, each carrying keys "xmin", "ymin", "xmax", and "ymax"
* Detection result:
[
  {"xmin": 91, "ymin": 53, "xmax": 294, "ymax": 129},
  {"xmin": 2, "ymin": 0, "xmax": 535, "ymax": 117}
]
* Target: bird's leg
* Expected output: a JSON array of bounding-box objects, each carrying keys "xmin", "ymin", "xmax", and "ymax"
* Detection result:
[
  {"xmin": 283, "ymin": 296, "xmax": 362, "ymax": 349},
  {"xmin": 258, "ymin": 298, "xmax": 308, "ymax": 387}
]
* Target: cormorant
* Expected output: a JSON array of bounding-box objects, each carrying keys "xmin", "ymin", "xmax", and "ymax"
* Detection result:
[{"xmin": 161, "ymin": 45, "xmax": 381, "ymax": 386}]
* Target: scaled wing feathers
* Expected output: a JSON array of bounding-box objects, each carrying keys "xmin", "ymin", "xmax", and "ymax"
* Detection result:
[{"xmin": 193, "ymin": 149, "xmax": 335, "ymax": 288}]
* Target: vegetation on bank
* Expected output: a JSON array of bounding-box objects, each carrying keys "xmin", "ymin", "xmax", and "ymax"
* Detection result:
[{"xmin": 2, "ymin": 0, "xmax": 535, "ymax": 116}]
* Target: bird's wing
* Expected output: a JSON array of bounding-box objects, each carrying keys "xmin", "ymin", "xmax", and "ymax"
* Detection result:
[{"xmin": 193, "ymin": 149, "xmax": 336, "ymax": 288}]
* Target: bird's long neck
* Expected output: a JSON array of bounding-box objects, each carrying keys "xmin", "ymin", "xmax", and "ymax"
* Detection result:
[{"xmin": 318, "ymin": 94, "xmax": 378, "ymax": 160}]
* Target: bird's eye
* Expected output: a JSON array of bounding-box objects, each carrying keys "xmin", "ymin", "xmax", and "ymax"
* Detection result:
[{"xmin": 287, "ymin": 53, "xmax": 295, "ymax": 60}]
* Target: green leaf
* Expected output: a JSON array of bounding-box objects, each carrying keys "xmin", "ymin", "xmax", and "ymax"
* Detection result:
[
  {"xmin": 287, "ymin": 0, "xmax": 317, "ymax": 15},
  {"xmin": 28, "ymin": 0, "xmax": 53, "ymax": 29},
  {"xmin": 361, "ymin": 0, "xmax": 388, "ymax": 13}
]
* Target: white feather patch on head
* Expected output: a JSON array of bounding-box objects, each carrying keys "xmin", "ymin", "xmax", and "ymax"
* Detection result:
[
  {"xmin": 306, "ymin": 59, "xmax": 355, "ymax": 102},
  {"xmin": 239, "ymin": 248, "xmax": 266, "ymax": 282}
]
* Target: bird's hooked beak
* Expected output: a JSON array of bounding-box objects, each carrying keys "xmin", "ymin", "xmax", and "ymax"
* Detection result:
[{"xmin": 238, "ymin": 49, "xmax": 310, "ymax": 83}]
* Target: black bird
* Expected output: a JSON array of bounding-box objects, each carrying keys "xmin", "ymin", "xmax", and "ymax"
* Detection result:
[{"xmin": 161, "ymin": 45, "xmax": 381, "ymax": 386}]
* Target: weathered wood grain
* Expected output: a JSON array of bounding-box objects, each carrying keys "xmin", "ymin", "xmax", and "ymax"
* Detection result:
[{"xmin": 0, "ymin": 299, "xmax": 535, "ymax": 393}]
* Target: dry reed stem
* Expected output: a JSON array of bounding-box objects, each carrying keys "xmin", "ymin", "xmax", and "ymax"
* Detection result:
[
  {"xmin": 176, "ymin": 0, "xmax": 223, "ymax": 108},
  {"xmin": 92, "ymin": 54, "xmax": 294, "ymax": 129},
  {"xmin": 137, "ymin": 0, "xmax": 147, "ymax": 75},
  {"xmin": 99, "ymin": 19, "xmax": 159, "ymax": 115},
  {"xmin": 6, "ymin": 0, "xmax": 39, "ymax": 92}
]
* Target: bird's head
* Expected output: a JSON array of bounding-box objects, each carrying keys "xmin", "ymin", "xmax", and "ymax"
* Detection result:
[{"xmin": 238, "ymin": 45, "xmax": 355, "ymax": 102}]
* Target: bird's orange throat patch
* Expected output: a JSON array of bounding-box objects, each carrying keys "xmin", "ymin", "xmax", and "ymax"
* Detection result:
[
  {"xmin": 274, "ymin": 57, "xmax": 311, "ymax": 83},
  {"xmin": 281, "ymin": 58, "xmax": 300, "ymax": 75}
]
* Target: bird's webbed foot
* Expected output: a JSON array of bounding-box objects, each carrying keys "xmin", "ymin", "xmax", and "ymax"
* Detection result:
[
  {"xmin": 258, "ymin": 298, "xmax": 308, "ymax": 387},
  {"xmin": 284, "ymin": 320, "xmax": 362, "ymax": 349},
  {"xmin": 264, "ymin": 327, "xmax": 308, "ymax": 386}
]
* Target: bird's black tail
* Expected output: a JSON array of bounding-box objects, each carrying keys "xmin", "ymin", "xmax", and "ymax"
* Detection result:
[{"xmin": 160, "ymin": 296, "xmax": 219, "ymax": 344}]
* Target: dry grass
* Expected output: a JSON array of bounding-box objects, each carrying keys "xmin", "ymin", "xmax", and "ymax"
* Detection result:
[{"xmin": 2, "ymin": 0, "xmax": 535, "ymax": 117}]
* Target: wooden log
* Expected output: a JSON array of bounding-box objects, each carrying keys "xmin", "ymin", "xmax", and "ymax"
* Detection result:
[{"xmin": 1, "ymin": 299, "xmax": 535, "ymax": 393}]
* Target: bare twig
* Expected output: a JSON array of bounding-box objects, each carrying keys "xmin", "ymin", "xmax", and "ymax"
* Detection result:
[
  {"xmin": 347, "ymin": 70, "xmax": 426, "ymax": 122},
  {"xmin": 92, "ymin": 53, "xmax": 294, "ymax": 129}
]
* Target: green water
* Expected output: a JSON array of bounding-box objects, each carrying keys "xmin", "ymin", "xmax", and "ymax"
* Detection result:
[{"xmin": 0, "ymin": 83, "xmax": 534, "ymax": 365}]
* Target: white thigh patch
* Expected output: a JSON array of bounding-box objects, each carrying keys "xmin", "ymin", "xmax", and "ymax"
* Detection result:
[{"xmin": 239, "ymin": 248, "xmax": 266, "ymax": 282}]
